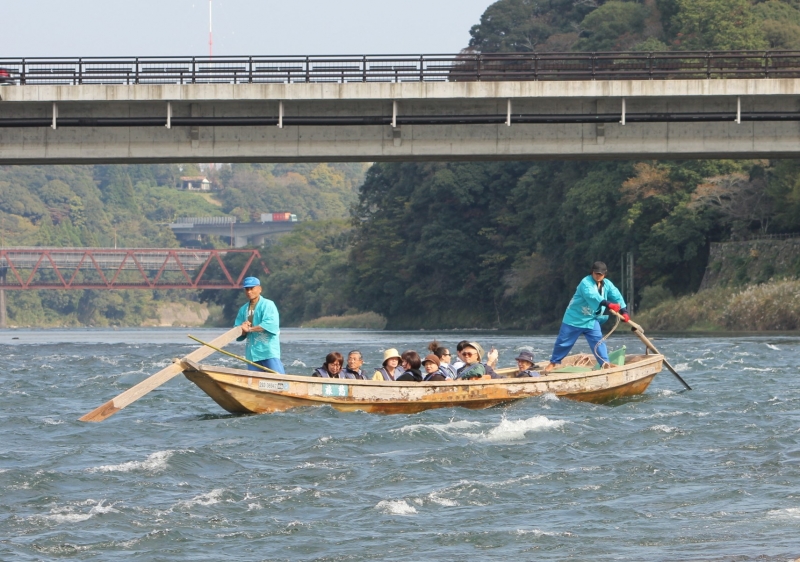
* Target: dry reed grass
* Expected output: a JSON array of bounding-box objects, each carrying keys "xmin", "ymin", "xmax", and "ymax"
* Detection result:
[
  {"xmin": 635, "ymin": 279, "xmax": 800, "ymax": 331},
  {"xmin": 301, "ymin": 311, "xmax": 388, "ymax": 330}
]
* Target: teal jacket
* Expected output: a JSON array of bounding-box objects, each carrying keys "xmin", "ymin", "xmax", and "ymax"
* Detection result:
[
  {"xmin": 235, "ymin": 296, "xmax": 281, "ymax": 361},
  {"xmin": 562, "ymin": 275, "xmax": 626, "ymax": 329}
]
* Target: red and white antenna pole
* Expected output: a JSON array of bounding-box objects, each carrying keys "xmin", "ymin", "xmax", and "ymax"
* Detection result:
[{"xmin": 208, "ymin": 0, "xmax": 213, "ymax": 58}]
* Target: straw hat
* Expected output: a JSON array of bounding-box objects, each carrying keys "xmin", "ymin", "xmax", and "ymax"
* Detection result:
[{"xmin": 382, "ymin": 348, "xmax": 402, "ymax": 365}]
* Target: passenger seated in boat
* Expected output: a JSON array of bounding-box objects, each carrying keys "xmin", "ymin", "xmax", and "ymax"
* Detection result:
[
  {"xmin": 454, "ymin": 340, "xmax": 500, "ymax": 378},
  {"xmin": 451, "ymin": 340, "xmax": 470, "ymax": 371},
  {"xmin": 514, "ymin": 350, "xmax": 540, "ymax": 377},
  {"xmin": 372, "ymin": 348, "xmax": 404, "ymax": 381},
  {"xmin": 343, "ymin": 350, "xmax": 366, "ymax": 379},
  {"xmin": 457, "ymin": 342, "xmax": 486, "ymax": 380},
  {"xmin": 313, "ymin": 352, "xmax": 353, "ymax": 379},
  {"xmin": 428, "ymin": 341, "xmax": 457, "ymax": 379},
  {"xmin": 421, "ymin": 354, "xmax": 448, "ymax": 381},
  {"xmin": 395, "ymin": 350, "xmax": 423, "ymax": 381}
]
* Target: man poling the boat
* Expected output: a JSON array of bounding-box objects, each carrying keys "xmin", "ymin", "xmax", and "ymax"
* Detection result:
[
  {"xmin": 234, "ymin": 276, "xmax": 285, "ymax": 374},
  {"xmin": 545, "ymin": 261, "xmax": 630, "ymax": 373}
]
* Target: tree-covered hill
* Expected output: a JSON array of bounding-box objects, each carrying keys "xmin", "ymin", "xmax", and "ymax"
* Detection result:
[{"xmin": 0, "ymin": 162, "xmax": 367, "ymax": 326}]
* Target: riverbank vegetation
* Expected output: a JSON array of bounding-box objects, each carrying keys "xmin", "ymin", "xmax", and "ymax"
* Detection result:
[{"xmin": 636, "ymin": 279, "xmax": 800, "ymax": 331}]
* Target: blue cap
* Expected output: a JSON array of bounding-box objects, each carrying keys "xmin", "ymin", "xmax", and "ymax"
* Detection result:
[{"xmin": 242, "ymin": 276, "xmax": 261, "ymax": 288}]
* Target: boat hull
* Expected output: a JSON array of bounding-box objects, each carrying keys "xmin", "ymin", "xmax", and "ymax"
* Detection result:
[{"xmin": 182, "ymin": 354, "xmax": 663, "ymax": 415}]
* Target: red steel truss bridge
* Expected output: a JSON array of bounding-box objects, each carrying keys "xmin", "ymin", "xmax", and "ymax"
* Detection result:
[{"xmin": 0, "ymin": 248, "xmax": 268, "ymax": 290}]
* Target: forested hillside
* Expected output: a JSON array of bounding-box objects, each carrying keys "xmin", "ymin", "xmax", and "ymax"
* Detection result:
[
  {"xmin": 342, "ymin": 0, "xmax": 800, "ymax": 329},
  {"xmin": 0, "ymin": 163, "xmax": 366, "ymax": 326}
]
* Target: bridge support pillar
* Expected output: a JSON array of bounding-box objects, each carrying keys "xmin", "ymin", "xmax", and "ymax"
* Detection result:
[{"xmin": 0, "ymin": 289, "xmax": 6, "ymax": 329}]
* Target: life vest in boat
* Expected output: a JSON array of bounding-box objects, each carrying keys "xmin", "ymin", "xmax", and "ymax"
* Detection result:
[
  {"xmin": 342, "ymin": 367, "xmax": 365, "ymax": 380},
  {"xmin": 396, "ymin": 368, "xmax": 422, "ymax": 382},
  {"xmin": 373, "ymin": 366, "xmax": 402, "ymax": 381},
  {"xmin": 457, "ymin": 363, "xmax": 485, "ymax": 380},
  {"xmin": 423, "ymin": 369, "xmax": 447, "ymax": 382},
  {"xmin": 438, "ymin": 363, "xmax": 457, "ymax": 380},
  {"xmin": 516, "ymin": 369, "xmax": 541, "ymax": 378},
  {"xmin": 312, "ymin": 367, "xmax": 333, "ymax": 378}
]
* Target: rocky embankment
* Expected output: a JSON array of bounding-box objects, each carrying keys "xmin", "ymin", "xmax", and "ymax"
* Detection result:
[{"xmin": 636, "ymin": 238, "xmax": 800, "ymax": 331}]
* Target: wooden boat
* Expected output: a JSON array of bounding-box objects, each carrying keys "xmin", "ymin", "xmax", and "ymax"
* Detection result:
[{"xmin": 181, "ymin": 352, "xmax": 664, "ymax": 415}]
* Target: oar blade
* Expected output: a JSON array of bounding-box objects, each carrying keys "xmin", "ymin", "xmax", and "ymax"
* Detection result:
[
  {"xmin": 78, "ymin": 326, "xmax": 241, "ymax": 422},
  {"xmin": 78, "ymin": 362, "xmax": 184, "ymax": 422}
]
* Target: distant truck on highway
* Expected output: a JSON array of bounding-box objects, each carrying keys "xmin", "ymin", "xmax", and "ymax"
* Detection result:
[{"xmin": 260, "ymin": 212, "xmax": 298, "ymax": 223}]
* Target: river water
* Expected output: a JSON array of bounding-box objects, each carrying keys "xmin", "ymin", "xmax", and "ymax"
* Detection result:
[{"xmin": 2, "ymin": 328, "xmax": 800, "ymax": 561}]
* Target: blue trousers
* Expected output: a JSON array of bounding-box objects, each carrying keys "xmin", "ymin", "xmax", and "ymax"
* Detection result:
[
  {"xmin": 550, "ymin": 322, "xmax": 609, "ymax": 365},
  {"xmin": 248, "ymin": 357, "xmax": 285, "ymax": 374}
]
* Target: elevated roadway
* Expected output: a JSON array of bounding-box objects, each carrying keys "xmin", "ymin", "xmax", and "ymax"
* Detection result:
[
  {"xmin": 3, "ymin": 51, "xmax": 800, "ymax": 163},
  {"xmin": 168, "ymin": 219, "xmax": 297, "ymax": 248}
]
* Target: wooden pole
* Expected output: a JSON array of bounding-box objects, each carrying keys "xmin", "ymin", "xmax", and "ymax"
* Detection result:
[
  {"xmin": 0, "ymin": 289, "xmax": 6, "ymax": 329},
  {"xmin": 610, "ymin": 310, "xmax": 692, "ymax": 391},
  {"xmin": 187, "ymin": 334, "xmax": 277, "ymax": 373},
  {"xmin": 79, "ymin": 326, "xmax": 241, "ymax": 422}
]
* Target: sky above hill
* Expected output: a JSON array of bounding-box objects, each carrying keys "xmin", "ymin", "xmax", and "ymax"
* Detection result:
[{"xmin": 3, "ymin": 0, "xmax": 491, "ymax": 57}]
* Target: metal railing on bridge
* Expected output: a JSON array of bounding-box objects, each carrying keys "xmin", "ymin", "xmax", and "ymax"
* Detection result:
[
  {"xmin": 173, "ymin": 217, "xmax": 236, "ymax": 225},
  {"xmin": 0, "ymin": 248, "xmax": 267, "ymax": 290},
  {"xmin": 3, "ymin": 51, "xmax": 800, "ymax": 85}
]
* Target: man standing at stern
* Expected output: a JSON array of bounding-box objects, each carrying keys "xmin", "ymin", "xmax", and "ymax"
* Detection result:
[
  {"xmin": 235, "ymin": 277, "xmax": 285, "ymax": 374},
  {"xmin": 545, "ymin": 262, "xmax": 629, "ymax": 372}
]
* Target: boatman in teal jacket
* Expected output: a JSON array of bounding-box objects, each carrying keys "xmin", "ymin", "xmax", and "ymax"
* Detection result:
[
  {"xmin": 545, "ymin": 261, "xmax": 630, "ymax": 372},
  {"xmin": 235, "ymin": 276, "xmax": 285, "ymax": 373}
]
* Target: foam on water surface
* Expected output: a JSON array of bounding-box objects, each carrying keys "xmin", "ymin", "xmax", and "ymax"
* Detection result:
[
  {"xmin": 86, "ymin": 450, "xmax": 181, "ymax": 473},
  {"xmin": 465, "ymin": 415, "xmax": 566, "ymax": 442},
  {"xmin": 375, "ymin": 499, "xmax": 417, "ymax": 515}
]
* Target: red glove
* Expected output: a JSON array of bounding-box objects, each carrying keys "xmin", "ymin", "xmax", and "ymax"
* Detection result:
[
  {"xmin": 607, "ymin": 303, "xmax": 621, "ymax": 312},
  {"xmin": 621, "ymin": 313, "xmax": 630, "ymax": 322}
]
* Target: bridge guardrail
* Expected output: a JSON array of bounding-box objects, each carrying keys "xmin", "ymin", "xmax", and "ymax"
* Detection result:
[{"xmin": 3, "ymin": 51, "xmax": 800, "ymax": 85}]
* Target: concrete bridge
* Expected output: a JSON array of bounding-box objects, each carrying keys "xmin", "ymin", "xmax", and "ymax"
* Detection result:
[
  {"xmin": 2, "ymin": 52, "xmax": 800, "ymax": 163},
  {"xmin": 168, "ymin": 217, "xmax": 297, "ymax": 248}
]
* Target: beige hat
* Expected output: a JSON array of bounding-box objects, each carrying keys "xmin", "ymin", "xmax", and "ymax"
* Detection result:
[
  {"xmin": 465, "ymin": 341, "xmax": 485, "ymax": 362},
  {"xmin": 382, "ymin": 348, "xmax": 402, "ymax": 365}
]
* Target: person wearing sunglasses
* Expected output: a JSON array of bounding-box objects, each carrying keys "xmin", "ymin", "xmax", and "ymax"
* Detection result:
[
  {"xmin": 427, "ymin": 341, "xmax": 456, "ymax": 379},
  {"xmin": 545, "ymin": 261, "xmax": 629, "ymax": 373},
  {"xmin": 456, "ymin": 342, "xmax": 486, "ymax": 380}
]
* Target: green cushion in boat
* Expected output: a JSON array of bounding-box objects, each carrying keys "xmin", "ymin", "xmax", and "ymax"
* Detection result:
[
  {"xmin": 593, "ymin": 345, "xmax": 626, "ymax": 370},
  {"xmin": 551, "ymin": 347, "xmax": 627, "ymax": 373},
  {"xmin": 556, "ymin": 366, "xmax": 595, "ymax": 373}
]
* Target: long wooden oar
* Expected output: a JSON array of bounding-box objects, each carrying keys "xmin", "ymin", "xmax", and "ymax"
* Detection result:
[
  {"xmin": 78, "ymin": 326, "xmax": 241, "ymax": 422},
  {"xmin": 186, "ymin": 334, "xmax": 277, "ymax": 373},
  {"xmin": 610, "ymin": 310, "xmax": 692, "ymax": 391}
]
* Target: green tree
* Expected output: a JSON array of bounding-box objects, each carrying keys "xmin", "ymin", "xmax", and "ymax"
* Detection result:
[
  {"xmin": 576, "ymin": 2, "xmax": 652, "ymax": 52},
  {"xmin": 468, "ymin": 0, "xmax": 592, "ymax": 52},
  {"xmin": 672, "ymin": 0, "xmax": 768, "ymax": 50}
]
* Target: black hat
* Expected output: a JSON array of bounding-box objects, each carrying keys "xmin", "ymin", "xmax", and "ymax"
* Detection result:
[
  {"xmin": 591, "ymin": 261, "xmax": 608, "ymax": 274},
  {"xmin": 515, "ymin": 350, "xmax": 535, "ymax": 364}
]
